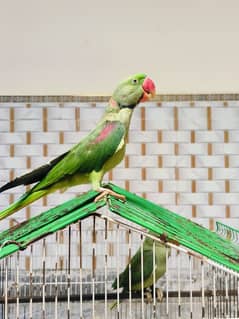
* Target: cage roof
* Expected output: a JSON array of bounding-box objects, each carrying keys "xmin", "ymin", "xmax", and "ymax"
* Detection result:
[{"xmin": 0, "ymin": 183, "xmax": 239, "ymax": 273}]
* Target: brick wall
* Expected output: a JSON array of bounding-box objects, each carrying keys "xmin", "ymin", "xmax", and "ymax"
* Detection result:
[{"xmin": 0, "ymin": 96, "xmax": 239, "ymax": 232}]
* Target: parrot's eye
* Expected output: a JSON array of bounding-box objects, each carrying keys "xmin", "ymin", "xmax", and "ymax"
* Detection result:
[{"xmin": 132, "ymin": 79, "xmax": 138, "ymax": 84}]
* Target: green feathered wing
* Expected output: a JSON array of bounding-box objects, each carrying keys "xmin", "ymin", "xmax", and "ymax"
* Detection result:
[{"xmin": 0, "ymin": 120, "xmax": 125, "ymax": 220}]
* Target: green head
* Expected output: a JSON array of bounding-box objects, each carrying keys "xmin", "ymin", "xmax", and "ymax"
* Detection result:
[{"xmin": 110, "ymin": 73, "xmax": 156, "ymax": 110}]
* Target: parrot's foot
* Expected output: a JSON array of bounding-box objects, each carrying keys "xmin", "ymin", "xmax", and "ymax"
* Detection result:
[
  {"xmin": 156, "ymin": 288, "xmax": 164, "ymax": 302},
  {"xmin": 144, "ymin": 290, "xmax": 153, "ymax": 304},
  {"xmin": 94, "ymin": 188, "xmax": 126, "ymax": 202},
  {"xmin": 144, "ymin": 288, "xmax": 163, "ymax": 303}
]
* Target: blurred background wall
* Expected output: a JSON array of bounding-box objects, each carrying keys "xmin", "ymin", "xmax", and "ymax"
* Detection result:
[{"xmin": 0, "ymin": 0, "xmax": 239, "ymax": 95}]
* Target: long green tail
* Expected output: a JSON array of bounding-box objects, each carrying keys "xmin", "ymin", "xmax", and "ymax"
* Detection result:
[{"xmin": 0, "ymin": 190, "xmax": 47, "ymax": 221}]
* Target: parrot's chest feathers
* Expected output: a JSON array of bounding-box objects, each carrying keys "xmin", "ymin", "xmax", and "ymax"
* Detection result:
[{"xmin": 118, "ymin": 108, "xmax": 133, "ymax": 127}]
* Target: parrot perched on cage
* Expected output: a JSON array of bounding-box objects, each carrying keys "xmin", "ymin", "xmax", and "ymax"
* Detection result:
[
  {"xmin": 111, "ymin": 236, "xmax": 169, "ymax": 309},
  {"xmin": 0, "ymin": 73, "xmax": 156, "ymax": 220}
]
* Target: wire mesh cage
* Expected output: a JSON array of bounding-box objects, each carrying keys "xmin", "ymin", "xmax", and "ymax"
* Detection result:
[{"xmin": 0, "ymin": 212, "xmax": 239, "ymax": 319}]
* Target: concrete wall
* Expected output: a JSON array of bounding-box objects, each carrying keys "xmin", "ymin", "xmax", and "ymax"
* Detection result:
[{"xmin": 0, "ymin": 0, "xmax": 239, "ymax": 94}]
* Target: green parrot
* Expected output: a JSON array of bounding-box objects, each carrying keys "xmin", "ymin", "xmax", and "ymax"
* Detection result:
[
  {"xmin": 111, "ymin": 236, "xmax": 169, "ymax": 308},
  {"xmin": 0, "ymin": 73, "xmax": 156, "ymax": 220}
]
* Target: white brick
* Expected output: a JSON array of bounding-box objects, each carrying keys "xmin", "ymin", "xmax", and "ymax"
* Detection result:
[
  {"xmin": 0, "ymin": 169, "xmax": 9, "ymax": 182},
  {"xmin": 0, "ymin": 145, "xmax": 10, "ymax": 156},
  {"xmin": 0, "ymin": 108, "xmax": 10, "ymax": 120},
  {"xmin": 64, "ymin": 102, "xmax": 95, "ymax": 108},
  {"xmin": 115, "ymin": 159, "xmax": 125, "ymax": 168},
  {"xmin": 146, "ymin": 192, "xmax": 175, "ymax": 205},
  {"xmin": 230, "ymin": 206, "xmax": 239, "ymax": 217},
  {"xmin": 0, "ymin": 157, "xmax": 27, "ymax": 169},
  {"xmin": 112, "ymin": 168, "xmax": 141, "ymax": 180},
  {"xmin": 214, "ymin": 193, "xmax": 239, "ymax": 205},
  {"xmin": 175, "ymin": 102, "xmax": 194, "ymax": 108},
  {"xmin": 163, "ymin": 180, "xmax": 191, "ymax": 192},
  {"xmin": 189, "ymin": 101, "xmax": 211, "ymax": 108},
  {"xmin": 129, "ymin": 155, "xmax": 157, "ymax": 168},
  {"xmin": 0, "ymin": 194, "xmax": 11, "ymax": 206},
  {"xmin": 162, "ymin": 131, "xmax": 190, "ymax": 143},
  {"xmin": 95, "ymin": 102, "xmax": 107, "ymax": 109},
  {"xmin": 229, "ymin": 131, "xmax": 239, "ymax": 142},
  {"xmin": 179, "ymin": 168, "xmax": 208, "ymax": 180},
  {"xmin": 31, "ymin": 102, "xmax": 60, "ymax": 108},
  {"xmin": 146, "ymin": 143, "xmax": 174, "ymax": 155},
  {"xmin": 48, "ymin": 119, "xmax": 75, "ymax": 132},
  {"xmin": 196, "ymin": 155, "xmax": 224, "ymax": 167},
  {"xmin": 179, "ymin": 143, "xmax": 208, "ymax": 155},
  {"xmin": 31, "ymin": 132, "xmax": 59, "ymax": 144},
  {"xmin": 15, "ymin": 145, "xmax": 42, "ymax": 156},
  {"xmin": 146, "ymin": 168, "xmax": 175, "ymax": 180},
  {"xmin": 145, "ymin": 108, "xmax": 174, "ymax": 130},
  {"xmin": 230, "ymin": 181, "xmax": 239, "ymax": 192},
  {"xmin": 15, "ymin": 120, "xmax": 42, "ymax": 132},
  {"xmin": 31, "ymin": 157, "xmax": 52, "ymax": 168},
  {"xmin": 160, "ymin": 101, "xmax": 192, "ymax": 108},
  {"xmin": 179, "ymin": 193, "xmax": 208, "ymax": 205},
  {"xmin": 14, "ymin": 108, "xmax": 42, "ymax": 120},
  {"xmin": 47, "ymin": 108, "xmax": 75, "ymax": 119},
  {"xmin": 63, "ymin": 131, "xmax": 88, "ymax": 143},
  {"xmin": 209, "ymin": 101, "xmax": 226, "ymax": 108},
  {"xmin": 79, "ymin": 109, "xmax": 103, "ymax": 130},
  {"xmin": 213, "ymin": 143, "xmax": 238, "ymax": 155},
  {"xmin": 129, "ymin": 180, "xmax": 158, "ymax": 193},
  {"xmin": 212, "ymin": 108, "xmax": 239, "ymax": 129},
  {"xmin": 165, "ymin": 205, "xmax": 192, "ymax": 218},
  {"xmin": 130, "ymin": 108, "xmax": 141, "ymax": 130},
  {"xmin": 47, "ymin": 144, "xmax": 72, "ymax": 156},
  {"xmin": 195, "ymin": 131, "xmax": 224, "ymax": 142},
  {"xmin": 0, "ymin": 103, "xmax": 26, "ymax": 108},
  {"xmin": 158, "ymin": 101, "xmax": 175, "ymax": 108},
  {"xmin": 125, "ymin": 143, "xmax": 141, "ymax": 155},
  {"xmin": 197, "ymin": 205, "xmax": 226, "ymax": 218},
  {"xmin": 4, "ymin": 185, "xmax": 27, "ymax": 195},
  {"xmin": 0, "ymin": 121, "xmax": 9, "ymax": 132},
  {"xmin": 196, "ymin": 181, "xmax": 225, "ymax": 192},
  {"xmin": 227, "ymin": 100, "xmax": 239, "ymax": 107},
  {"xmin": 178, "ymin": 108, "xmax": 207, "ymax": 130},
  {"xmin": 229, "ymin": 155, "xmax": 239, "ymax": 167},
  {"xmin": 46, "ymin": 193, "xmax": 76, "ymax": 206},
  {"xmin": 213, "ymin": 168, "xmax": 239, "ymax": 180},
  {"xmin": 129, "ymin": 131, "xmax": 158, "ymax": 143},
  {"xmin": 163, "ymin": 155, "xmax": 190, "ymax": 167}
]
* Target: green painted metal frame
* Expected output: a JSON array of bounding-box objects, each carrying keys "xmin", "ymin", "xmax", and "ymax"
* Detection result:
[
  {"xmin": 0, "ymin": 183, "xmax": 239, "ymax": 273},
  {"xmin": 216, "ymin": 221, "xmax": 239, "ymax": 243},
  {"xmin": 0, "ymin": 190, "xmax": 104, "ymax": 259},
  {"xmin": 106, "ymin": 184, "xmax": 239, "ymax": 273}
]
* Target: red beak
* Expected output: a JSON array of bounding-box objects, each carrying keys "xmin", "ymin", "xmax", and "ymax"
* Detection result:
[{"xmin": 141, "ymin": 77, "xmax": 156, "ymax": 102}]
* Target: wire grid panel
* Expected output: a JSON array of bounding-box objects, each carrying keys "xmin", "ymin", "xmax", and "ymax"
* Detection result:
[{"xmin": 0, "ymin": 215, "xmax": 239, "ymax": 319}]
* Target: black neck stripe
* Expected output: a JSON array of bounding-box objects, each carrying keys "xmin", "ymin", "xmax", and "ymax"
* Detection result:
[{"xmin": 119, "ymin": 103, "xmax": 136, "ymax": 109}]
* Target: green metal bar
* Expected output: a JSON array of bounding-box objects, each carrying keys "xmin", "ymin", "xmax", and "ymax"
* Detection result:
[
  {"xmin": 105, "ymin": 184, "xmax": 239, "ymax": 273},
  {"xmin": 0, "ymin": 192, "xmax": 104, "ymax": 260},
  {"xmin": 0, "ymin": 190, "xmax": 100, "ymax": 245}
]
